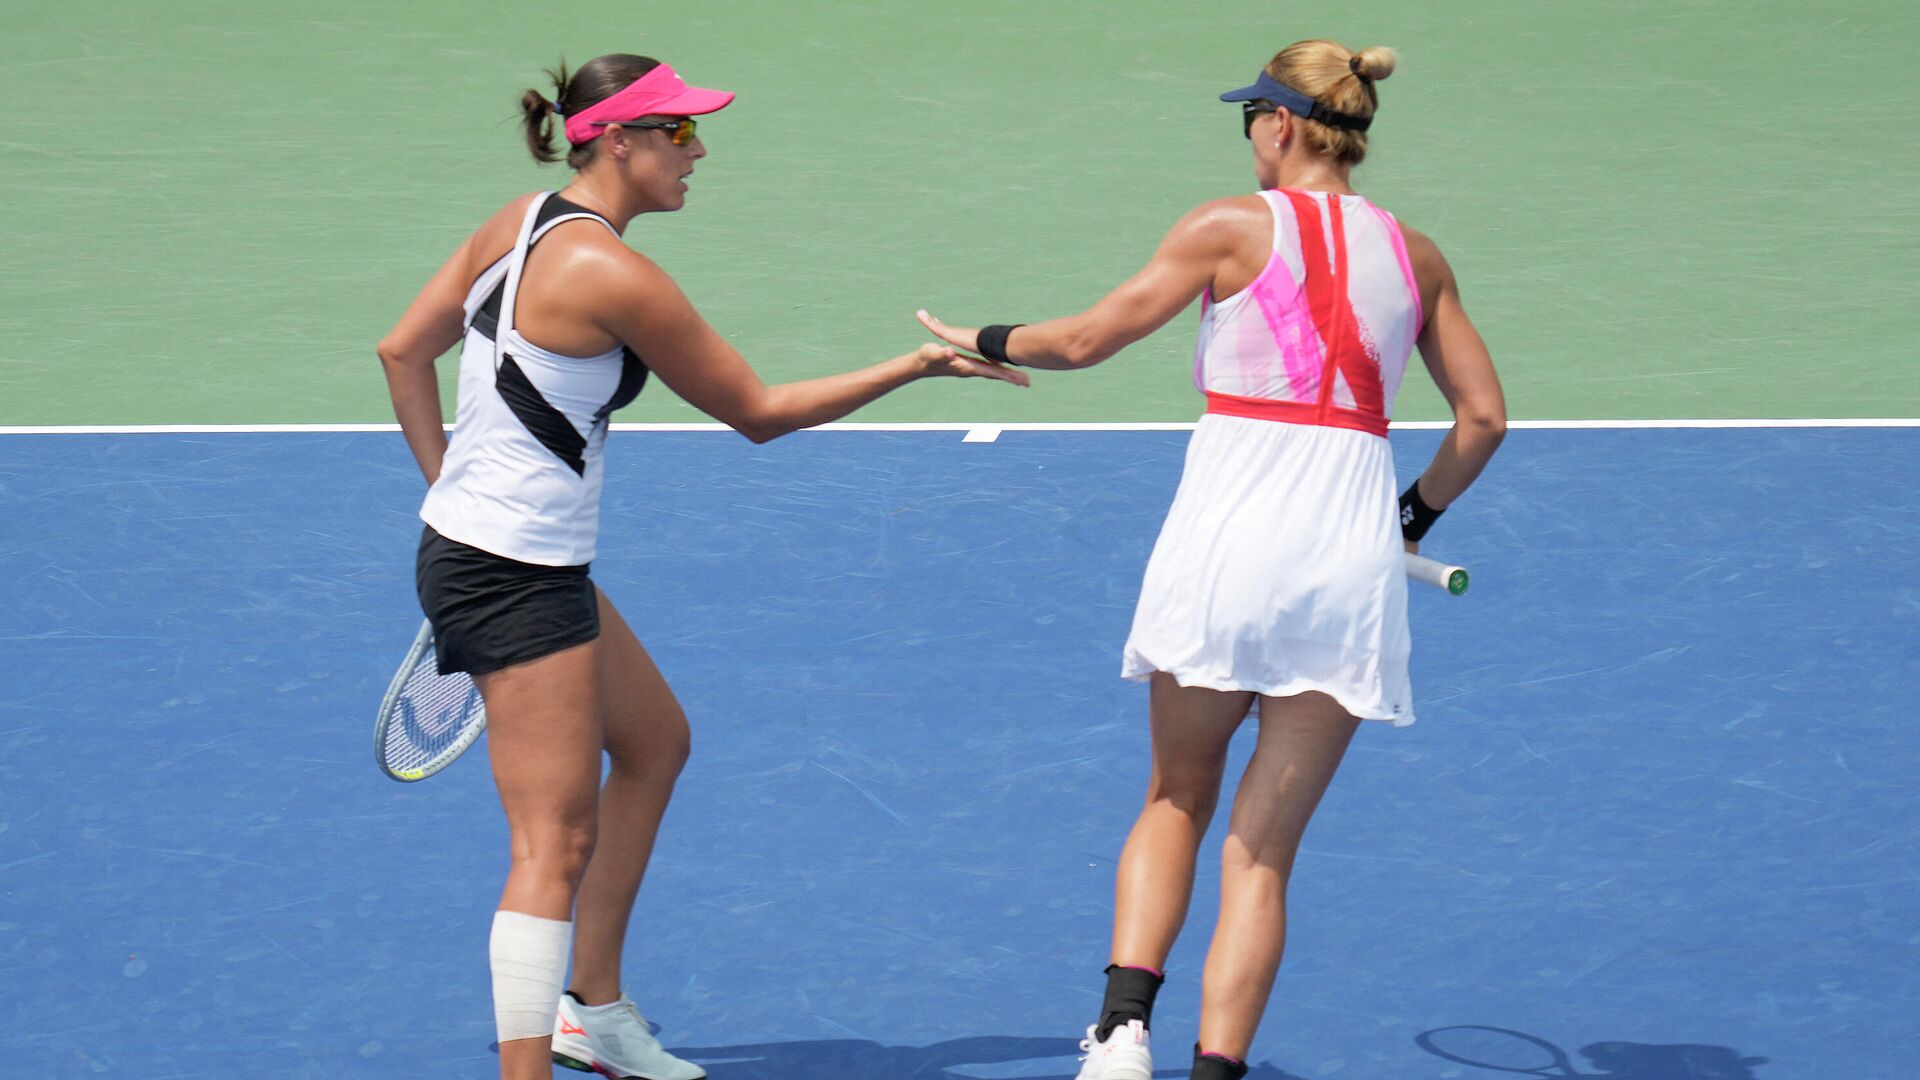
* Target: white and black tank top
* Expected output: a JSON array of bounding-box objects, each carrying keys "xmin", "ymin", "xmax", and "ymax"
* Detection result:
[{"xmin": 419, "ymin": 192, "xmax": 648, "ymax": 566}]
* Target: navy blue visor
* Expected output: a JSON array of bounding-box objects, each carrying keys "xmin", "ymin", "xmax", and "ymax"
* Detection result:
[{"xmin": 1220, "ymin": 71, "xmax": 1371, "ymax": 133}]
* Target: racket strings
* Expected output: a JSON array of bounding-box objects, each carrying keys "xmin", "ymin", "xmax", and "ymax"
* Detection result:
[{"xmin": 380, "ymin": 647, "xmax": 483, "ymax": 774}]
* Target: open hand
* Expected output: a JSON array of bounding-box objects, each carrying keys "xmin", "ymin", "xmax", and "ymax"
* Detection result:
[
  {"xmin": 915, "ymin": 310, "xmax": 978, "ymax": 354},
  {"xmin": 913, "ymin": 342, "xmax": 1029, "ymax": 387}
]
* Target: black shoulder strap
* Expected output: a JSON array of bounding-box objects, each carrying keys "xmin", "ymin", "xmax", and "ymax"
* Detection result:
[{"xmin": 534, "ymin": 193, "xmax": 613, "ymax": 234}]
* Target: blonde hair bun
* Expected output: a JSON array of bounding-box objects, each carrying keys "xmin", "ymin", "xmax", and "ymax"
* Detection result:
[{"xmin": 1351, "ymin": 46, "xmax": 1398, "ymax": 83}]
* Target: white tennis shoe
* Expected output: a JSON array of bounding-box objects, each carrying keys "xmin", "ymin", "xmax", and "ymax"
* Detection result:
[
  {"xmin": 552, "ymin": 992, "xmax": 706, "ymax": 1080},
  {"xmin": 1075, "ymin": 1018, "xmax": 1153, "ymax": 1080}
]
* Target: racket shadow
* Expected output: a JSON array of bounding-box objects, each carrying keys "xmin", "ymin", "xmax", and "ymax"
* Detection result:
[{"xmin": 1415, "ymin": 1025, "xmax": 1768, "ymax": 1079}]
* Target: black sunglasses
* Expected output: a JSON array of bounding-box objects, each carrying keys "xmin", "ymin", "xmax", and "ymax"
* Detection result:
[
  {"xmin": 1241, "ymin": 101, "xmax": 1280, "ymax": 139},
  {"xmin": 589, "ymin": 118, "xmax": 699, "ymax": 146}
]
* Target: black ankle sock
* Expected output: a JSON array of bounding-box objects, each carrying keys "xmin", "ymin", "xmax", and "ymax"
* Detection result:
[
  {"xmin": 1190, "ymin": 1048, "xmax": 1249, "ymax": 1080},
  {"xmin": 1094, "ymin": 963, "xmax": 1165, "ymax": 1040}
]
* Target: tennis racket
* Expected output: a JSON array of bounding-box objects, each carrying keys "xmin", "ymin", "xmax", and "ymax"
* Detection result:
[
  {"xmin": 373, "ymin": 619, "xmax": 487, "ymax": 782},
  {"xmin": 1405, "ymin": 552, "xmax": 1470, "ymax": 595},
  {"xmin": 1416, "ymin": 1026, "xmax": 1582, "ymax": 1076}
]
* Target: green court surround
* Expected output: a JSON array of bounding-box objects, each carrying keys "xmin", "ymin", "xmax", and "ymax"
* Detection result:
[{"xmin": 3, "ymin": 1, "xmax": 1914, "ymax": 425}]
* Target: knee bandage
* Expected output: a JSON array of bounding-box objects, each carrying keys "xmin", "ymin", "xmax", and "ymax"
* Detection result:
[{"xmin": 489, "ymin": 910, "xmax": 573, "ymax": 1043}]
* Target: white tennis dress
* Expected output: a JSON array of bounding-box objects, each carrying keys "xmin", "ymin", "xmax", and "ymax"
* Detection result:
[{"xmin": 1121, "ymin": 188, "xmax": 1425, "ymax": 725}]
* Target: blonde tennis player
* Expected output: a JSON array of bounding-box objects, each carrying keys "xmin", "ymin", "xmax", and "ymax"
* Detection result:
[
  {"xmin": 917, "ymin": 40, "xmax": 1505, "ymax": 1080},
  {"xmin": 378, "ymin": 54, "xmax": 1023, "ymax": 1080}
]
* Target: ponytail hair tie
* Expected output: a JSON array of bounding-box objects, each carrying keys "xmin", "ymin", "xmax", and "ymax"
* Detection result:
[{"xmin": 1349, "ymin": 55, "xmax": 1367, "ymax": 78}]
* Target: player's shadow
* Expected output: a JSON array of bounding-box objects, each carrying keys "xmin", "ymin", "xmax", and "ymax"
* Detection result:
[
  {"xmin": 671, "ymin": 1035, "xmax": 1309, "ymax": 1079},
  {"xmin": 1416, "ymin": 1025, "xmax": 1768, "ymax": 1079}
]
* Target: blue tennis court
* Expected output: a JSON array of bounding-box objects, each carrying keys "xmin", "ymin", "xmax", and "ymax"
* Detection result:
[{"xmin": 1, "ymin": 427, "xmax": 1912, "ymax": 1078}]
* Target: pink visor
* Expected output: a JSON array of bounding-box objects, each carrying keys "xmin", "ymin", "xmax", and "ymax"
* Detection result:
[{"xmin": 563, "ymin": 63, "xmax": 735, "ymax": 145}]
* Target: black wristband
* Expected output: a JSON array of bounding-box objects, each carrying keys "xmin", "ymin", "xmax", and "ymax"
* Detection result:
[
  {"xmin": 975, "ymin": 324, "xmax": 1024, "ymax": 365},
  {"xmin": 1398, "ymin": 480, "xmax": 1444, "ymax": 542}
]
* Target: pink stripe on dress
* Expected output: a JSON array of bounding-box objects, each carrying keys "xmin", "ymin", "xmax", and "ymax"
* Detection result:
[
  {"xmin": 1371, "ymin": 204, "xmax": 1423, "ymax": 334},
  {"xmin": 1249, "ymin": 272, "xmax": 1322, "ymax": 402}
]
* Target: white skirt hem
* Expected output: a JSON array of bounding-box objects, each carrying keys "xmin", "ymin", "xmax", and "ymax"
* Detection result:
[{"xmin": 1121, "ymin": 651, "xmax": 1416, "ymax": 728}]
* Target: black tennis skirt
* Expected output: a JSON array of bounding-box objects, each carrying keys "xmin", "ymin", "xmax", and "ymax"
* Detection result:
[{"xmin": 415, "ymin": 526, "xmax": 600, "ymax": 676}]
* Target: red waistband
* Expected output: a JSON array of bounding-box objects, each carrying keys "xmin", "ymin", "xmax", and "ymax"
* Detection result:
[{"xmin": 1204, "ymin": 391, "xmax": 1389, "ymax": 437}]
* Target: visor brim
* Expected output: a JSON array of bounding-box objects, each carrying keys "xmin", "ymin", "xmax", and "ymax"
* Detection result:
[{"xmin": 653, "ymin": 87, "xmax": 735, "ymax": 116}]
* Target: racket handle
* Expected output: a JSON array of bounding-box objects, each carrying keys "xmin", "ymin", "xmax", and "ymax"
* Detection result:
[{"xmin": 1405, "ymin": 552, "xmax": 1469, "ymax": 595}]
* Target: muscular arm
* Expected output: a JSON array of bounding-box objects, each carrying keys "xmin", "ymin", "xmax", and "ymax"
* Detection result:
[
  {"xmin": 920, "ymin": 198, "xmax": 1264, "ymax": 369},
  {"xmin": 1404, "ymin": 226, "xmax": 1506, "ymax": 510}
]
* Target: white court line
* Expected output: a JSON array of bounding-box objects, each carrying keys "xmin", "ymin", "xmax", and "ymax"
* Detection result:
[{"xmin": 0, "ymin": 418, "xmax": 1915, "ymax": 436}]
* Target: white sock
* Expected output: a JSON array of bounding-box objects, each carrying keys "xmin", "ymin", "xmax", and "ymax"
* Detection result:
[{"xmin": 489, "ymin": 910, "xmax": 572, "ymax": 1043}]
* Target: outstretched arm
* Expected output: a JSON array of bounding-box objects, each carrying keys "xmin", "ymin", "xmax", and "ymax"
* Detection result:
[
  {"xmin": 917, "ymin": 198, "xmax": 1261, "ymax": 370},
  {"xmin": 593, "ymin": 249, "xmax": 1027, "ymax": 443}
]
